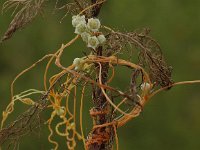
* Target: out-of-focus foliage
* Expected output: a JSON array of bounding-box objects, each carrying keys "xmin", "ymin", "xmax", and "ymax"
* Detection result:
[{"xmin": 0, "ymin": 0, "xmax": 200, "ymax": 149}]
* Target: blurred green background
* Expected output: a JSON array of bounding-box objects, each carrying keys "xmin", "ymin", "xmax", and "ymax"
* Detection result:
[{"xmin": 0, "ymin": 0, "xmax": 200, "ymax": 149}]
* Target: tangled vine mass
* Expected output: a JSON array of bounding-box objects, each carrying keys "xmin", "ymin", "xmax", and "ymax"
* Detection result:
[{"xmin": 0, "ymin": 0, "xmax": 200, "ymax": 150}]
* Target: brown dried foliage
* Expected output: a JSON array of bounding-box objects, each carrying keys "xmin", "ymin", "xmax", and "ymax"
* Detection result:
[{"xmin": 107, "ymin": 28, "xmax": 173, "ymax": 88}]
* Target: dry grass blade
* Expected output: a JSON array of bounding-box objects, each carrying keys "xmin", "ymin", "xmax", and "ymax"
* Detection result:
[{"xmin": 1, "ymin": 0, "xmax": 45, "ymax": 42}]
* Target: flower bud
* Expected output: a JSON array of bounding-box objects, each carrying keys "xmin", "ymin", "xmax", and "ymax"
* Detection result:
[
  {"xmin": 87, "ymin": 36, "xmax": 99, "ymax": 49},
  {"xmin": 87, "ymin": 18, "xmax": 101, "ymax": 32},
  {"xmin": 141, "ymin": 82, "xmax": 151, "ymax": 94},
  {"xmin": 97, "ymin": 34, "xmax": 106, "ymax": 44}
]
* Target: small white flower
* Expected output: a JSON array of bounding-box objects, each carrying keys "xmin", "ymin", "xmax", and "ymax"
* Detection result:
[
  {"xmin": 67, "ymin": 122, "xmax": 75, "ymax": 130},
  {"xmin": 73, "ymin": 57, "xmax": 84, "ymax": 71},
  {"xmin": 141, "ymin": 82, "xmax": 151, "ymax": 93},
  {"xmin": 87, "ymin": 36, "xmax": 99, "ymax": 49},
  {"xmin": 75, "ymin": 23, "xmax": 87, "ymax": 35},
  {"xmin": 87, "ymin": 18, "xmax": 101, "ymax": 32},
  {"xmin": 97, "ymin": 34, "xmax": 106, "ymax": 44},
  {"xmin": 56, "ymin": 107, "xmax": 65, "ymax": 116},
  {"xmin": 73, "ymin": 58, "xmax": 81, "ymax": 70},
  {"xmin": 72, "ymin": 15, "xmax": 86, "ymax": 27},
  {"xmin": 81, "ymin": 32, "xmax": 91, "ymax": 42}
]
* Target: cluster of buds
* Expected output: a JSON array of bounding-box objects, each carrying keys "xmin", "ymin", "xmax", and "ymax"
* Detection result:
[
  {"xmin": 72, "ymin": 15, "xmax": 106, "ymax": 49},
  {"xmin": 73, "ymin": 57, "xmax": 92, "ymax": 72},
  {"xmin": 73, "ymin": 57, "xmax": 85, "ymax": 71}
]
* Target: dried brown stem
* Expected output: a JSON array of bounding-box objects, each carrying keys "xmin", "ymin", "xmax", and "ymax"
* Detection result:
[
  {"xmin": 74, "ymin": 0, "xmax": 84, "ymax": 11},
  {"xmin": 86, "ymin": 2, "xmax": 112, "ymax": 147}
]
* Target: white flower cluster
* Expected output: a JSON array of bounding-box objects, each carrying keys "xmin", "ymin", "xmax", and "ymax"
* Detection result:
[
  {"xmin": 72, "ymin": 15, "xmax": 106, "ymax": 49},
  {"xmin": 73, "ymin": 57, "xmax": 93, "ymax": 72}
]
